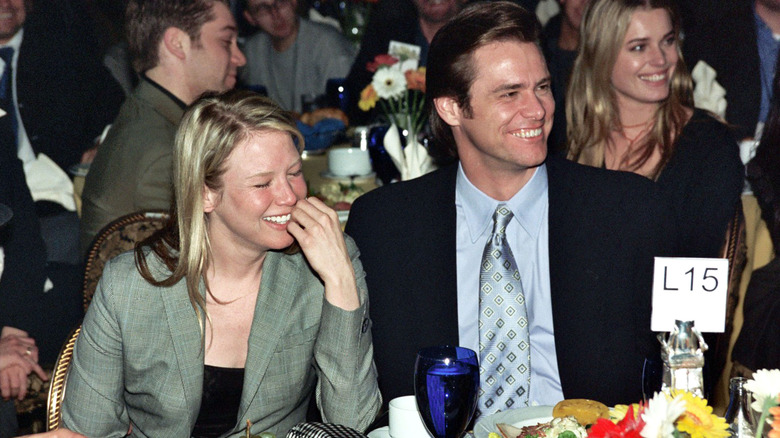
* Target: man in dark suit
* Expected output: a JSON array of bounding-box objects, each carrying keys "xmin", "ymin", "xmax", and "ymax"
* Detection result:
[
  {"xmin": 0, "ymin": 0, "xmax": 124, "ymax": 271},
  {"xmin": 346, "ymin": 1, "xmax": 674, "ymax": 414}
]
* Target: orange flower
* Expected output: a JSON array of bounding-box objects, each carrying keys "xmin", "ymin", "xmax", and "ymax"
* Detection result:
[
  {"xmin": 405, "ymin": 67, "xmax": 426, "ymax": 92},
  {"xmin": 769, "ymin": 405, "xmax": 780, "ymax": 438},
  {"xmin": 358, "ymin": 84, "xmax": 378, "ymax": 111}
]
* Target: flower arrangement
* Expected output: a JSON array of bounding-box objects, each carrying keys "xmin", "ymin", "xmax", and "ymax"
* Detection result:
[
  {"xmin": 358, "ymin": 53, "xmax": 427, "ymax": 136},
  {"xmin": 588, "ymin": 392, "xmax": 728, "ymax": 438},
  {"xmin": 745, "ymin": 368, "xmax": 780, "ymax": 438}
]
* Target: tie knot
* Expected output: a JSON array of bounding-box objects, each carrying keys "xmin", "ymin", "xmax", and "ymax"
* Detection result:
[
  {"xmin": 0, "ymin": 47, "xmax": 13, "ymax": 65},
  {"xmin": 491, "ymin": 204, "xmax": 514, "ymax": 235}
]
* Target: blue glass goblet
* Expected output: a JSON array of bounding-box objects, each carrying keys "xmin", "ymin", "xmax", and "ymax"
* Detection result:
[{"xmin": 414, "ymin": 346, "xmax": 480, "ymax": 438}]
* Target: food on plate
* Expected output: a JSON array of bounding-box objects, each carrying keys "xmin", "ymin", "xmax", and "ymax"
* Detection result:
[
  {"xmin": 552, "ymin": 399, "xmax": 609, "ymax": 426},
  {"xmin": 496, "ymin": 416, "xmax": 587, "ymax": 438},
  {"xmin": 300, "ymin": 107, "xmax": 349, "ymax": 127},
  {"xmin": 315, "ymin": 182, "xmax": 364, "ymax": 210}
]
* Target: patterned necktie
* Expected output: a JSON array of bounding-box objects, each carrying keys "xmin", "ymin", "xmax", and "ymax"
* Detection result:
[
  {"xmin": 478, "ymin": 203, "xmax": 530, "ymax": 415},
  {"xmin": 0, "ymin": 47, "xmax": 18, "ymax": 147}
]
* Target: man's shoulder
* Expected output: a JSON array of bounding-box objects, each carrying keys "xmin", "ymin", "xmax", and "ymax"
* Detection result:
[{"xmin": 352, "ymin": 165, "xmax": 454, "ymax": 209}]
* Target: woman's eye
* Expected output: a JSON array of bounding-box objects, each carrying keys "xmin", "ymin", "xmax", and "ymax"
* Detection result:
[
  {"xmin": 630, "ymin": 44, "xmax": 645, "ymax": 52},
  {"xmin": 255, "ymin": 182, "xmax": 271, "ymax": 188}
]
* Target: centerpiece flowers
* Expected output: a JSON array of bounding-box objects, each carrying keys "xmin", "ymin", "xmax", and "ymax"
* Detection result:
[
  {"xmin": 588, "ymin": 391, "xmax": 728, "ymax": 438},
  {"xmin": 745, "ymin": 368, "xmax": 780, "ymax": 438},
  {"xmin": 358, "ymin": 53, "xmax": 434, "ymax": 180}
]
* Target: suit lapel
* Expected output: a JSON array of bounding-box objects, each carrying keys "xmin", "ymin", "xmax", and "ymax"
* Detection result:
[
  {"xmin": 160, "ymin": 278, "xmax": 206, "ymax": 424},
  {"xmin": 238, "ymin": 250, "xmax": 297, "ymax": 421}
]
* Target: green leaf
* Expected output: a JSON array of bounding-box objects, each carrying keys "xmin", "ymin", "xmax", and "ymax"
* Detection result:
[{"xmin": 559, "ymin": 431, "xmax": 577, "ymax": 438}]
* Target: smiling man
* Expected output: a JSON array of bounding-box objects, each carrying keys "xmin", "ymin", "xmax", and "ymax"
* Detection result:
[
  {"xmin": 346, "ymin": 1, "xmax": 676, "ymax": 416},
  {"xmin": 239, "ymin": 0, "xmax": 355, "ymax": 112},
  {"xmin": 80, "ymin": 0, "xmax": 246, "ymax": 254}
]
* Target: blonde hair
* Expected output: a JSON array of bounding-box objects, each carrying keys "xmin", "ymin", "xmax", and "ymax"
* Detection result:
[
  {"xmin": 136, "ymin": 90, "xmax": 303, "ymax": 331},
  {"xmin": 565, "ymin": 0, "xmax": 693, "ymax": 179}
]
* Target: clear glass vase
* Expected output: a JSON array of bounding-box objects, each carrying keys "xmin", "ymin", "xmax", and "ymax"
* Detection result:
[{"xmin": 725, "ymin": 377, "xmax": 756, "ymax": 438}]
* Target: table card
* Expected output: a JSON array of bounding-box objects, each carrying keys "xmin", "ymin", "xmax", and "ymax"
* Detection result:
[
  {"xmin": 651, "ymin": 257, "xmax": 729, "ymax": 333},
  {"xmin": 388, "ymin": 40, "xmax": 420, "ymax": 72}
]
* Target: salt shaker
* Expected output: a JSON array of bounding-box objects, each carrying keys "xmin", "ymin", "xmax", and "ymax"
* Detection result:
[
  {"xmin": 725, "ymin": 377, "xmax": 756, "ymax": 438},
  {"xmin": 658, "ymin": 319, "xmax": 708, "ymax": 397}
]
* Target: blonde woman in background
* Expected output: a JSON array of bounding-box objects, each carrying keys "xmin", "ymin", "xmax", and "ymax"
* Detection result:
[
  {"xmin": 61, "ymin": 90, "xmax": 381, "ymax": 437},
  {"xmin": 566, "ymin": 0, "xmax": 742, "ymax": 259}
]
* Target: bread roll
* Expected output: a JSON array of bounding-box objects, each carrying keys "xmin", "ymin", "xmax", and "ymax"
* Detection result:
[{"xmin": 552, "ymin": 399, "xmax": 609, "ymax": 425}]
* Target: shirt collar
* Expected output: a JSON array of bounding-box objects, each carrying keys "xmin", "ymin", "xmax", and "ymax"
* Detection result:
[
  {"xmin": 142, "ymin": 73, "xmax": 188, "ymax": 110},
  {"xmin": 456, "ymin": 163, "xmax": 548, "ymax": 243},
  {"xmin": 0, "ymin": 28, "xmax": 23, "ymax": 54}
]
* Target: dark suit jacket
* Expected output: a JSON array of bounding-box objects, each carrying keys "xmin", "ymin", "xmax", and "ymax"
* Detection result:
[
  {"xmin": 683, "ymin": 0, "xmax": 760, "ymax": 140},
  {"xmin": 346, "ymin": 155, "xmax": 675, "ymax": 408},
  {"xmin": 16, "ymin": 0, "xmax": 124, "ymax": 171}
]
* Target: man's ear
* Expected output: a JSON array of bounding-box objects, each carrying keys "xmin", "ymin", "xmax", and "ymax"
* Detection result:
[
  {"xmin": 243, "ymin": 8, "xmax": 258, "ymax": 27},
  {"xmin": 162, "ymin": 27, "xmax": 190, "ymax": 61},
  {"xmin": 434, "ymin": 96, "xmax": 463, "ymax": 127}
]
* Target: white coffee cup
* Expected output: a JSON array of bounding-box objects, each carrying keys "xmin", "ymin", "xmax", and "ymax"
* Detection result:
[
  {"xmin": 388, "ymin": 395, "xmax": 430, "ymax": 438},
  {"xmin": 328, "ymin": 147, "xmax": 372, "ymax": 176}
]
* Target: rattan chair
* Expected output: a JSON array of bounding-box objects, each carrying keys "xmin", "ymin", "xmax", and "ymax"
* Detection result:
[
  {"xmin": 82, "ymin": 210, "xmax": 169, "ymax": 311},
  {"xmin": 45, "ymin": 325, "xmax": 81, "ymax": 431},
  {"xmin": 45, "ymin": 210, "xmax": 170, "ymax": 430}
]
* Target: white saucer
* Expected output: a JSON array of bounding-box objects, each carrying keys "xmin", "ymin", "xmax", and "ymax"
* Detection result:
[
  {"xmin": 320, "ymin": 170, "xmax": 376, "ymax": 182},
  {"xmin": 367, "ymin": 426, "xmax": 390, "ymax": 438}
]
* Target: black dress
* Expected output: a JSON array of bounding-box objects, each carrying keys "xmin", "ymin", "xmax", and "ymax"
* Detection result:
[
  {"xmin": 192, "ymin": 365, "xmax": 245, "ymax": 438},
  {"xmin": 656, "ymin": 109, "xmax": 743, "ymax": 258}
]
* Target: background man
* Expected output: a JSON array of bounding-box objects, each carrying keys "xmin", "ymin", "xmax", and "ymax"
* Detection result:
[
  {"xmin": 344, "ymin": 0, "xmax": 465, "ymax": 124},
  {"xmin": 80, "ymin": 0, "xmax": 246, "ymax": 253},
  {"xmin": 540, "ymin": 0, "xmax": 589, "ymax": 152},
  {"xmin": 239, "ymin": 0, "xmax": 356, "ymax": 113},
  {"xmin": 346, "ymin": 1, "xmax": 674, "ymax": 414}
]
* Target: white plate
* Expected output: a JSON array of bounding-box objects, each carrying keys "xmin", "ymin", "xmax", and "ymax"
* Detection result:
[
  {"xmin": 367, "ymin": 426, "xmax": 390, "ymax": 438},
  {"xmin": 473, "ymin": 405, "xmax": 554, "ymax": 438}
]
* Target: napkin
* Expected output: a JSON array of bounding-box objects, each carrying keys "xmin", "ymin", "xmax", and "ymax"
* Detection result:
[
  {"xmin": 286, "ymin": 422, "xmax": 368, "ymax": 438},
  {"xmin": 383, "ymin": 124, "xmax": 436, "ymax": 181},
  {"xmin": 535, "ymin": 0, "xmax": 560, "ymax": 27},
  {"xmin": 23, "ymin": 153, "xmax": 76, "ymax": 211},
  {"xmin": 691, "ymin": 60, "xmax": 727, "ymax": 118}
]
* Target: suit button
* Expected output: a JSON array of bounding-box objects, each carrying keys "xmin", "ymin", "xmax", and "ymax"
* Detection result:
[{"xmin": 361, "ymin": 318, "xmax": 369, "ymax": 333}]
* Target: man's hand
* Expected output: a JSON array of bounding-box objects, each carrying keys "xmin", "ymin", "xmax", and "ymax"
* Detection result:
[{"xmin": 0, "ymin": 327, "xmax": 48, "ymax": 399}]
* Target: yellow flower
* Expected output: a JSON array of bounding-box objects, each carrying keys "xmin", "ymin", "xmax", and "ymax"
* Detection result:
[
  {"xmin": 358, "ymin": 84, "xmax": 378, "ymax": 111},
  {"xmin": 674, "ymin": 392, "xmax": 729, "ymax": 438},
  {"xmin": 610, "ymin": 404, "xmax": 641, "ymax": 423}
]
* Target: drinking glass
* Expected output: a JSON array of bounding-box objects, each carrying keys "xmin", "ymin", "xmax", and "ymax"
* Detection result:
[
  {"xmin": 642, "ymin": 357, "xmax": 663, "ymax": 402},
  {"xmin": 414, "ymin": 346, "xmax": 479, "ymax": 438}
]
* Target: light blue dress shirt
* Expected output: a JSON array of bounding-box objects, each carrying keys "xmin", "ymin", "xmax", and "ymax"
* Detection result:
[{"xmin": 455, "ymin": 163, "xmax": 564, "ymax": 406}]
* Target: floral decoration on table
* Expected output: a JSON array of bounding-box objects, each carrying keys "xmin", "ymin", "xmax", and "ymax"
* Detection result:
[
  {"xmin": 588, "ymin": 391, "xmax": 728, "ymax": 438},
  {"xmin": 358, "ymin": 53, "xmax": 427, "ymax": 135},
  {"xmin": 358, "ymin": 53, "xmax": 435, "ymax": 180},
  {"xmin": 745, "ymin": 368, "xmax": 780, "ymax": 438}
]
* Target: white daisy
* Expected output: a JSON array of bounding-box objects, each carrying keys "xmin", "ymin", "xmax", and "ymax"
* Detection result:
[
  {"xmin": 744, "ymin": 369, "xmax": 780, "ymax": 412},
  {"xmin": 640, "ymin": 392, "xmax": 686, "ymax": 438},
  {"xmin": 372, "ymin": 67, "xmax": 407, "ymax": 100}
]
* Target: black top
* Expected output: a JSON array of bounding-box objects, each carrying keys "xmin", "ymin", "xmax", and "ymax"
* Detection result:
[
  {"xmin": 192, "ymin": 365, "xmax": 245, "ymax": 438},
  {"xmin": 656, "ymin": 109, "xmax": 743, "ymax": 258}
]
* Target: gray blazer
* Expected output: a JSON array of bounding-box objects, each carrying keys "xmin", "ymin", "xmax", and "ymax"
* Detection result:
[{"xmin": 61, "ymin": 237, "xmax": 381, "ymax": 437}]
